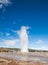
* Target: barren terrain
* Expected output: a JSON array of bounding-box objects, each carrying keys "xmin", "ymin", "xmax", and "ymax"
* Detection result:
[{"xmin": 0, "ymin": 52, "xmax": 48, "ymax": 65}]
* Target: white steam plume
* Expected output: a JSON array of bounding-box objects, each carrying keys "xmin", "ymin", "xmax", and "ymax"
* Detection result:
[{"xmin": 17, "ymin": 26, "xmax": 30, "ymax": 52}]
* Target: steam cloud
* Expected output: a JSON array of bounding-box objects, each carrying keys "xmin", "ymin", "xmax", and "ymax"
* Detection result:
[{"xmin": 17, "ymin": 26, "xmax": 30, "ymax": 52}]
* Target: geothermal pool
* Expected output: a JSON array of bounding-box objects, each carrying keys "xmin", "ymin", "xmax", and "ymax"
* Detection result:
[{"xmin": 0, "ymin": 52, "xmax": 48, "ymax": 63}]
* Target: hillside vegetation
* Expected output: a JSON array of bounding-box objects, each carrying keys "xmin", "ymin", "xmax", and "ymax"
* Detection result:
[{"xmin": 0, "ymin": 48, "xmax": 48, "ymax": 52}]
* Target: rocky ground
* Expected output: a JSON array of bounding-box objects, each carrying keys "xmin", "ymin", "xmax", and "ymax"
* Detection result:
[
  {"xmin": 0, "ymin": 57, "xmax": 48, "ymax": 65},
  {"xmin": 0, "ymin": 52, "xmax": 48, "ymax": 65}
]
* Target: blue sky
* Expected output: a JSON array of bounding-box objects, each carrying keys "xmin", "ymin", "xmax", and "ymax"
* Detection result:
[{"xmin": 0, "ymin": 0, "xmax": 48, "ymax": 50}]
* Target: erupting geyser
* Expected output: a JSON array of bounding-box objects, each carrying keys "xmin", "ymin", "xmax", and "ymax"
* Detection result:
[{"xmin": 17, "ymin": 26, "xmax": 30, "ymax": 52}]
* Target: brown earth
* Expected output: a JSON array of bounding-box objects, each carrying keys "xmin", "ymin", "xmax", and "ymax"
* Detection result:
[
  {"xmin": 0, "ymin": 52, "xmax": 48, "ymax": 65},
  {"xmin": 0, "ymin": 57, "xmax": 48, "ymax": 65}
]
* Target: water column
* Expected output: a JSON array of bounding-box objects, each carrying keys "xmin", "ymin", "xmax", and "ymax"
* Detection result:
[{"xmin": 17, "ymin": 26, "xmax": 29, "ymax": 52}]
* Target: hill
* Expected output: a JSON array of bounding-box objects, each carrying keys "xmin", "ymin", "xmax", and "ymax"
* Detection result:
[{"xmin": 0, "ymin": 47, "xmax": 48, "ymax": 52}]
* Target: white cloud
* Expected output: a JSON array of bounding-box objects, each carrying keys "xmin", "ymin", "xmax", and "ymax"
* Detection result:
[
  {"xmin": 0, "ymin": 4, "xmax": 3, "ymax": 8},
  {"xmin": 0, "ymin": 0, "xmax": 11, "ymax": 9},
  {"xmin": 40, "ymin": 46, "xmax": 48, "ymax": 50},
  {"xmin": 32, "ymin": 46, "xmax": 48, "ymax": 50},
  {"xmin": 36, "ymin": 40, "xmax": 43, "ymax": 44},
  {"xmin": 5, "ymin": 33, "xmax": 10, "ymax": 36},
  {"xmin": 3, "ymin": 39, "xmax": 19, "ymax": 46}
]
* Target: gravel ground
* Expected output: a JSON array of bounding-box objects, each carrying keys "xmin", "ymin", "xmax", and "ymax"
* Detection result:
[
  {"xmin": 0, "ymin": 57, "xmax": 48, "ymax": 65},
  {"xmin": 0, "ymin": 52, "xmax": 48, "ymax": 65}
]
